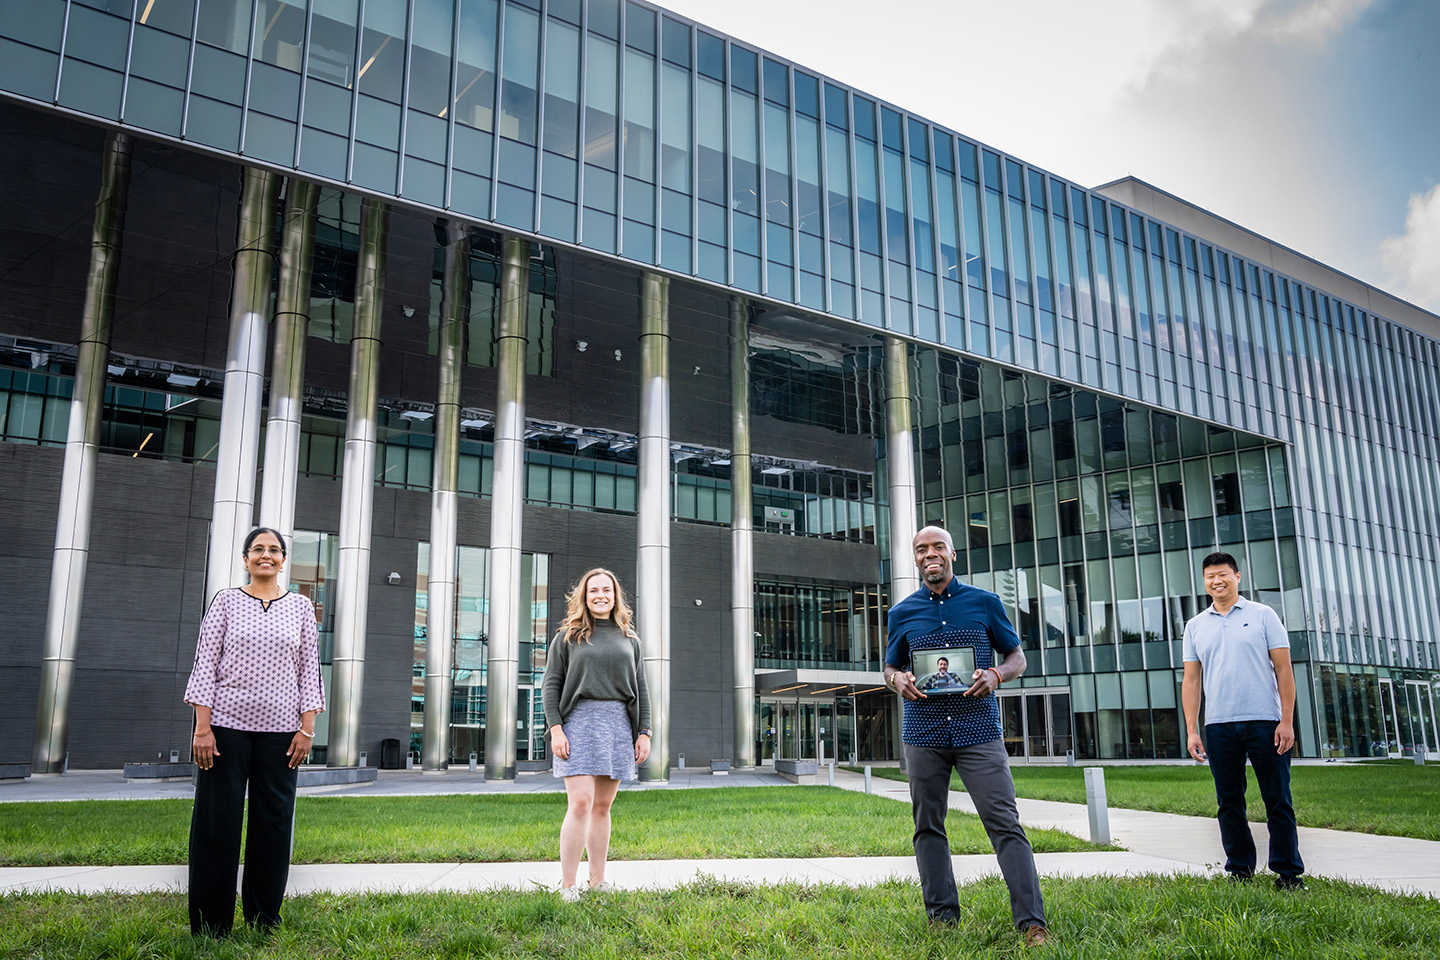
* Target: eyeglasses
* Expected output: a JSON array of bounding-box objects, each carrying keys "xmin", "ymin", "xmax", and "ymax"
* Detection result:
[{"xmin": 248, "ymin": 545, "xmax": 285, "ymax": 556}]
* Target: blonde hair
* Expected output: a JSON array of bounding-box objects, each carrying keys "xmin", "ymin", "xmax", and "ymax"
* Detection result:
[{"xmin": 559, "ymin": 567, "xmax": 637, "ymax": 644}]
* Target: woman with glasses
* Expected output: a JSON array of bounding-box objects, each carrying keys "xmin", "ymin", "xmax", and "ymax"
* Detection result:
[
  {"xmin": 184, "ymin": 526, "xmax": 325, "ymax": 936},
  {"xmin": 543, "ymin": 567, "xmax": 651, "ymax": 900}
]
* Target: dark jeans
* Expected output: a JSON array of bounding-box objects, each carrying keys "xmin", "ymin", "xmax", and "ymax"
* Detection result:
[
  {"xmin": 905, "ymin": 738, "xmax": 1045, "ymax": 929},
  {"xmin": 189, "ymin": 727, "xmax": 299, "ymax": 936},
  {"xmin": 1205, "ymin": 720, "xmax": 1304, "ymax": 880}
]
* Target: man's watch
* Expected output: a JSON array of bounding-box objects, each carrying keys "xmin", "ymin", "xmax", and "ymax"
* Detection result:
[
  {"xmin": 638, "ymin": 728, "xmax": 652, "ymax": 737},
  {"xmin": 886, "ymin": 672, "xmax": 897, "ymax": 690}
]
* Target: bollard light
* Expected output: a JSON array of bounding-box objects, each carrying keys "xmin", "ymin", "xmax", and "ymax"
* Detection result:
[
  {"xmin": 1084, "ymin": 767, "xmax": 1111, "ymax": 845},
  {"xmin": 678, "ymin": 753, "xmax": 685, "ymax": 770},
  {"xmin": 358, "ymin": 751, "xmax": 368, "ymax": 768},
  {"xmin": 170, "ymin": 750, "xmax": 180, "ymax": 763},
  {"xmin": 469, "ymin": 752, "xmax": 478, "ymax": 772},
  {"xmin": 864, "ymin": 765, "xmax": 872, "ymax": 795},
  {"xmin": 828, "ymin": 762, "xmax": 835, "ymax": 787}
]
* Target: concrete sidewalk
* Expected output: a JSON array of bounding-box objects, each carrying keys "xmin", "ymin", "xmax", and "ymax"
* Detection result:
[
  {"xmin": 829, "ymin": 766, "xmax": 1440, "ymax": 899},
  {"xmin": 2, "ymin": 764, "xmax": 1436, "ymax": 900}
]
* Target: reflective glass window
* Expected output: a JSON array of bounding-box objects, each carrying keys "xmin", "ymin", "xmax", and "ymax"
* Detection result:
[
  {"xmin": 764, "ymin": 100, "xmax": 790, "ymax": 225},
  {"xmin": 589, "ymin": 0, "xmax": 619, "ymax": 39},
  {"xmin": 135, "ymin": 0, "xmax": 195, "ymax": 35},
  {"xmin": 408, "ymin": 0, "xmax": 454, "ymax": 118},
  {"xmin": 730, "ymin": 44, "xmax": 756, "ymax": 94},
  {"xmin": 659, "ymin": 61, "xmax": 690, "ymax": 191},
  {"xmin": 624, "ymin": 1, "xmax": 655, "ymax": 54},
  {"xmin": 255, "ymin": 0, "xmax": 305, "ymax": 69},
  {"xmin": 498, "ymin": 2, "xmax": 539, "ymax": 144},
  {"xmin": 696, "ymin": 30, "xmax": 723, "ymax": 80},
  {"xmin": 584, "ymin": 32, "xmax": 618, "ymax": 170},
  {"xmin": 623, "ymin": 47, "xmax": 655, "ymax": 181},
  {"xmin": 306, "ymin": 1, "xmax": 356, "ymax": 88},
  {"xmin": 535, "ymin": 22, "xmax": 577, "ymax": 155},
  {"xmin": 197, "ymin": 0, "xmax": 253, "ymax": 54},
  {"xmin": 661, "ymin": 16, "xmax": 689, "ymax": 67},
  {"xmin": 453, "ymin": 0, "xmax": 498, "ymax": 132},
  {"xmin": 357, "ymin": 2, "xmax": 406, "ymax": 103}
]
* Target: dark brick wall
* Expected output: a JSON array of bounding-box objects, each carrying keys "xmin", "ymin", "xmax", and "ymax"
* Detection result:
[{"xmin": 0, "ymin": 103, "xmax": 886, "ymax": 769}]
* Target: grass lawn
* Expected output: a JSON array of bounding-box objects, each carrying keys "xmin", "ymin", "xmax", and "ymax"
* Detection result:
[
  {"xmin": 0, "ymin": 787, "xmax": 1101, "ymax": 867},
  {"xmin": 857, "ymin": 763, "xmax": 1440, "ymax": 841},
  {"xmin": 4, "ymin": 875, "xmax": 1436, "ymax": 959}
]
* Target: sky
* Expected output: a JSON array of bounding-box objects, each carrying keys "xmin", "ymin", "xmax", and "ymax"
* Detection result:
[{"xmin": 658, "ymin": 0, "xmax": 1440, "ymax": 315}]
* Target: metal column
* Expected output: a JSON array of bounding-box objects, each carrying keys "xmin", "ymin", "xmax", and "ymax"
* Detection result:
[
  {"xmin": 327, "ymin": 198, "xmax": 389, "ymax": 768},
  {"xmin": 637, "ymin": 272, "xmax": 671, "ymax": 780},
  {"xmin": 32, "ymin": 132, "xmax": 133, "ymax": 775},
  {"xmin": 258, "ymin": 179, "xmax": 318, "ymax": 582},
  {"xmin": 205, "ymin": 167, "xmax": 282, "ymax": 604},
  {"xmin": 730, "ymin": 298, "xmax": 756, "ymax": 768},
  {"xmin": 885, "ymin": 338, "xmax": 919, "ymax": 600},
  {"xmin": 423, "ymin": 221, "xmax": 469, "ymax": 773},
  {"xmin": 484, "ymin": 236, "xmax": 530, "ymax": 781}
]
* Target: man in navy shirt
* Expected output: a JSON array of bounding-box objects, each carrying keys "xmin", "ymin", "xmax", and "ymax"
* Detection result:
[{"xmin": 885, "ymin": 525, "xmax": 1048, "ymax": 946}]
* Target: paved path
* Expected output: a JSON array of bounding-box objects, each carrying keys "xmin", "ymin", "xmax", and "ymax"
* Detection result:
[
  {"xmin": 2, "ymin": 764, "xmax": 1436, "ymax": 899},
  {"xmin": 833, "ymin": 766, "xmax": 1440, "ymax": 899}
]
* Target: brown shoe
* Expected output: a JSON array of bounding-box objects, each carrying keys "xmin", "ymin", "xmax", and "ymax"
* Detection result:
[{"xmin": 1023, "ymin": 924, "xmax": 1052, "ymax": 947}]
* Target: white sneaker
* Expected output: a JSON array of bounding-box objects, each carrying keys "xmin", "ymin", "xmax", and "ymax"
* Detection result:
[
  {"xmin": 587, "ymin": 881, "xmax": 616, "ymax": 895},
  {"xmin": 560, "ymin": 884, "xmax": 583, "ymax": 903}
]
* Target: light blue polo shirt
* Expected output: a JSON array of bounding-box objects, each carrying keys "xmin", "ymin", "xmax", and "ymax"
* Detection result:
[{"xmin": 1182, "ymin": 596, "xmax": 1289, "ymax": 725}]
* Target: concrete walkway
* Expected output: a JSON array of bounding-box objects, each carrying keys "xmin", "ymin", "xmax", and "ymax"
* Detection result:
[
  {"xmin": 835, "ymin": 766, "xmax": 1440, "ymax": 899},
  {"xmin": 2, "ymin": 765, "xmax": 1436, "ymax": 900}
]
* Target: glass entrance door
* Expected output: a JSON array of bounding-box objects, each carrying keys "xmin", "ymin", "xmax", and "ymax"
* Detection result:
[
  {"xmin": 764, "ymin": 698, "xmax": 832, "ymax": 761},
  {"xmin": 998, "ymin": 690, "xmax": 1075, "ymax": 762},
  {"xmin": 516, "ymin": 687, "xmax": 547, "ymax": 761},
  {"xmin": 778, "ymin": 702, "xmax": 799, "ymax": 760},
  {"xmin": 1403, "ymin": 682, "xmax": 1438, "ymax": 759},
  {"xmin": 757, "ymin": 701, "xmax": 777, "ymax": 761},
  {"xmin": 1378, "ymin": 679, "xmax": 1403, "ymax": 757}
]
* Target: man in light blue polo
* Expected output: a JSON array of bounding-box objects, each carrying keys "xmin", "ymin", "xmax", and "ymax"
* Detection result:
[{"xmin": 1181, "ymin": 551, "xmax": 1305, "ymax": 889}]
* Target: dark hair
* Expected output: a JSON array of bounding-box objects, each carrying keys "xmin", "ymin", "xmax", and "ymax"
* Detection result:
[
  {"xmin": 1200, "ymin": 551, "xmax": 1238, "ymax": 573},
  {"xmin": 242, "ymin": 527, "xmax": 287, "ymax": 558},
  {"xmin": 937, "ymin": 657, "xmax": 949, "ymax": 666}
]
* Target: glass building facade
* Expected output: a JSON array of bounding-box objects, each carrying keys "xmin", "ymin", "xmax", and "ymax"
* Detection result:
[{"xmin": 1, "ymin": 0, "xmax": 1437, "ymax": 770}]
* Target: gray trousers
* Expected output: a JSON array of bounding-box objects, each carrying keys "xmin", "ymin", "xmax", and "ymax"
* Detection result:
[{"xmin": 905, "ymin": 738, "xmax": 1045, "ymax": 929}]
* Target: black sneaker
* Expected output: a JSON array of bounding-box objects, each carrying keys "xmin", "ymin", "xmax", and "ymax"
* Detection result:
[{"xmin": 1275, "ymin": 876, "xmax": 1305, "ymax": 891}]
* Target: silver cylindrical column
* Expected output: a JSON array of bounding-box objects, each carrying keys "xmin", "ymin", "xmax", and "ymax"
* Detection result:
[
  {"xmin": 885, "ymin": 338, "xmax": 920, "ymax": 601},
  {"xmin": 32, "ymin": 131, "xmax": 133, "ymax": 775},
  {"xmin": 484, "ymin": 236, "xmax": 529, "ymax": 781},
  {"xmin": 423, "ymin": 221, "xmax": 469, "ymax": 773},
  {"xmin": 730, "ymin": 298, "xmax": 756, "ymax": 768},
  {"xmin": 205, "ymin": 167, "xmax": 281, "ymax": 604},
  {"xmin": 637, "ymin": 272, "xmax": 671, "ymax": 781},
  {"xmin": 328, "ymin": 198, "xmax": 389, "ymax": 768},
  {"xmin": 258, "ymin": 178, "xmax": 318, "ymax": 583}
]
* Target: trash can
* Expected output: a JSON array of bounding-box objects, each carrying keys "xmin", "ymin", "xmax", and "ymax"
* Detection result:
[{"xmin": 380, "ymin": 738, "xmax": 402, "ymax": 769}]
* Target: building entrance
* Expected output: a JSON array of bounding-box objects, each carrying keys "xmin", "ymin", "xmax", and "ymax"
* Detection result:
[
  {"xmin": 758, "ymin": 697, "xmax": 857, "ymax": 764},
  {"xmin": 998, "ymin": 689, "xmax": 1074, "ymax": 762},
  {"xmin": 1402, "ymin": 681, "xmax": 1438, "ymax": 760}
]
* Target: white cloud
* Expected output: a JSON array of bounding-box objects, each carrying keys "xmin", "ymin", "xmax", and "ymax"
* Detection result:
[{"xmin": 1380, "ymin": 183, "xmax": 1440, "ymax": 312}]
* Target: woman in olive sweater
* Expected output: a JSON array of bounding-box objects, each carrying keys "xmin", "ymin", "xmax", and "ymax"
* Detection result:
[{"xmin": 543, "ymin": 567, "xmax": 651, "ymax": 900}]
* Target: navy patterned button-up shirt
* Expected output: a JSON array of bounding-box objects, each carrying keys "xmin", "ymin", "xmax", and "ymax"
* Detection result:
[{"xmin": 885, "ymin": 577, "xmax": 1020, "ymax": 748}]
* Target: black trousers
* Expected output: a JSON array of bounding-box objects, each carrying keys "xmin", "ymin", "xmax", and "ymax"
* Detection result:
[
  {"xmin": 188, "ymin": 726, "xmax": 299, "ymax": 935},
  {"xmin": 1205, "ymin": 720, "xmax": 1304, "ymax": 880},
  {"xmin": 905, "ymin": 738, "xmax": 1045, "ymax": 929}
]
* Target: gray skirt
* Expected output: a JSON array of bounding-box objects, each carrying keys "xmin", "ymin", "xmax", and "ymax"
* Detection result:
[{"xmin": 552, "ymin": 698, "xmax": 637, "ymax": 781}]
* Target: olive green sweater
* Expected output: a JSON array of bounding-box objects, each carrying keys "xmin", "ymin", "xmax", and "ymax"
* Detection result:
[{"xmin": 541, "ymin": 621, "xmax": 651, "ymax": 738}]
